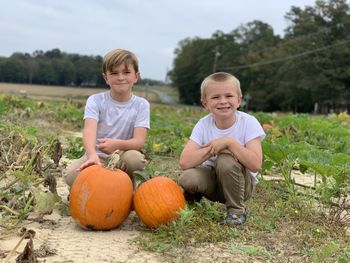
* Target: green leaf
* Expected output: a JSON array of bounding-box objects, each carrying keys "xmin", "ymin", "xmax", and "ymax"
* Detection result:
[{"xmin": 32, "ymin": 187, "xmax": 60, "ymax": 215}]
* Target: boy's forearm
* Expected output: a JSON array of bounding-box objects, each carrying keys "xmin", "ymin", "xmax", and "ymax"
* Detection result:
[
  {"xmin": 112, "ymin": 138, "xmax": 145, "ymax": 151},
  {"xmin": 179, "ymin": 147, "xmax": 212, "ymax": 170},
  {"xmin": 226, "ymin": 140, "xmax": 262, "ymax": 172},
  {"xmin": 84, "ymin": 139, "xmax": 97, "ymax": 157},
  {"xmin": 83, "ymin": 128, "xmax": 97, "ymax": 157}
]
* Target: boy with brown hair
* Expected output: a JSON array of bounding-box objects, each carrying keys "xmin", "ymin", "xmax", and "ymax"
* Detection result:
[
  {"xmin": 63, "ymin": 49, "xmax": 150, "ymax": 188},
  {"xmin": 179, "ymin": 72, "xmax": 265, "ymax": 225}
]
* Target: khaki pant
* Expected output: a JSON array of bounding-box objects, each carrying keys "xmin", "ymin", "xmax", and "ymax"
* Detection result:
[
  {"xmin": 179, "ymin": 153, "xmax": 255, "ymax": 214},
  {"xmin": 62, "ymin": 150, "xmax": 147, "ymax": 189}
]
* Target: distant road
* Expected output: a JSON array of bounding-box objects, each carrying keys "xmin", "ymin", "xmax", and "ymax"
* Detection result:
[{"xmin": 151, "ymin": 89, "xmax": 176, "ymax": 104}]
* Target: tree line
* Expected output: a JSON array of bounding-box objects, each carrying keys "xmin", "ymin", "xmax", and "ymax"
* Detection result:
[
  {"xmin": 168, "ymin": 0, "xmax": 350, "ymax": 113},
  {"xmin": 0, "ymin": 49, "xmax": 105, "ymax": 87},
  {"xmin": 0, "ymin": 49, "xmax": 165, "ymax": 88}
]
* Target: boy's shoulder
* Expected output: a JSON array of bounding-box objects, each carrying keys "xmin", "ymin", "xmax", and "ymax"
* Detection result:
[
  {"xmin": 197, "ymin": 113, "xmax": 212, "ymax": 123},
  {"xmin": 133, "ymin": 94, "xmax": 150, "ymax": 104},
  {"xmin": 88, "ymin": 91, "xmax": 109, "ymax": 99},
  {"xmin": 237, "ymin": 110, "xmax": 253, "ymax": 118},
  {"xmin": 237, "ymin": 110, "xmax": 261, "ymax": 121}
]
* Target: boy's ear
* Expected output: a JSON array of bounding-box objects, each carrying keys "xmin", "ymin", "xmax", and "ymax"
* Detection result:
[
  {"xmin": 201, "ymin": 98, "xmax": 208, "ymax": 109},
  {"xmin": 102, "ymin": 73, "xmax": 108, "ymax": 83},
  {"xmin": 237, "ymin": 96, "xmax": 243, "ymax": 107},
  {"xmin": 133, "ymin": 72, "xmax": 140, "ymax": 85}
]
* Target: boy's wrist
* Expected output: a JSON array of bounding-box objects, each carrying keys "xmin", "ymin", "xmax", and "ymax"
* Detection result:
[{"xmin": 86, "ymin": 151, "xmax": 97, "ymax": 158}]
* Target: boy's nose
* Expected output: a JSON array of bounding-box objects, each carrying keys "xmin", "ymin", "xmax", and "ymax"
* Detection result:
[{"xmin": 219, "ymin": 97, "xmax": 227, "ymax": 103}]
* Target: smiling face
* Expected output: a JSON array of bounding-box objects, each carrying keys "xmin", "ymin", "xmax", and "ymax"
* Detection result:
[
  {"xmin": 201, "ymin": 79, "xmax": 242, "ymax": 127},
  {"xmin": 103, "ymin": 63, "xmax": 139, "ymax": 101}
]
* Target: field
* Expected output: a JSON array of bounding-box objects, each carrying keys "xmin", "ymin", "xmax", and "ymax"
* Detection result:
[
  {"xmin": 0, "ymin": 84, "xmax": 350, "ymax": 262},
  {"xmin": 0, "ymin": 83, "xmax": 159, "ymax": 103}
]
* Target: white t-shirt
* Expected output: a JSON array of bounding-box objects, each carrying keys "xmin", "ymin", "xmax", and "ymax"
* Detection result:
[
  {"xmin": 190, "ymin": 111, "xmax": 265, "ymax": 180},
  {"xmin": 84, "ymin": 91, "xmax": 150, "ymax": 157}
]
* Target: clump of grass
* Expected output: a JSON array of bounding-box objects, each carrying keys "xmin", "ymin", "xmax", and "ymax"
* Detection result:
[
  {"xmin": 135, "ymin": 199, "xmax": 241, "ymax": 253},
  {"xmin": 247, "ymin": 180, "xmax": 350, "ymax": 261},
  {"xmin": 228, "ymin": 243, "xmax": 279, "ymax": 260}
]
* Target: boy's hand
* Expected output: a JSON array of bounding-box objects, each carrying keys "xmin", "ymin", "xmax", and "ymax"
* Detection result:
[
  {"xmin": 203, "ymin": 137, "xmax": 231, "ymax": 155},
  {"xmin": 78, "ymin": 155, "xmax": 102, "ymax": 171},
  {"xmin": 97, "ymin": 138, "xmax": 117, "ymax": 154}
]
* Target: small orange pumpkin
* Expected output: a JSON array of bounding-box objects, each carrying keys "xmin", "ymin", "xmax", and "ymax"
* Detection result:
[
  {"xmin": 133, "ymin": 176, "xmax": 185, "ymax": 228},
  {"xmin": 262, "ymin": 123, "xmax": 273, "ymax": 131},
  {"xmin": 70, "ymin": 165, "xmax": 133, "ymax": 230}
]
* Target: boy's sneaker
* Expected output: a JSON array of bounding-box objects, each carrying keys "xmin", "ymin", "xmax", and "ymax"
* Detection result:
[
  {"xmin": 220, "ymin": 211, "xmax": 247, "ymax": 226},
  {"xmin": 183, "ymin": 191, "xmax": 202, "ymax": 204}
]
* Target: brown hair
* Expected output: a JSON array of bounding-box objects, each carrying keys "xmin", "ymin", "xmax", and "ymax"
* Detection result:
[
  {"xmin": 102, "ymin": 49, "xmax": 139, "ymax": 74},
  {"xmin": 200, "ymin": 72, "xmax": 242, "ymax": 99}
]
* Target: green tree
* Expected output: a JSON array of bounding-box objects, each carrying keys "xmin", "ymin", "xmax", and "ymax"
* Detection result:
[
  {"xmin": 220, "ymin": 21, "xmax": 281, "ymax": 111},
  {"xmin": 168, "ymin": 37, "xmax": 215, "ymax": 105},
  {"xmin": 280, "ymin": 0, "xmax": 350, "ymax": 112}
]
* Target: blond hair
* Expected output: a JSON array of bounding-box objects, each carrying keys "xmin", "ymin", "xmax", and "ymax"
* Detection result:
[
  {"xmin": 200, "ymin": 72, "xmax": 242, "ymax": 99},
  {"xmin": 102, "ymin": 49, "xmax": 139, "ymax": 74}
]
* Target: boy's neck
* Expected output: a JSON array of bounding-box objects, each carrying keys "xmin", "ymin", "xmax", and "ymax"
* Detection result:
[
  {"xmin": 109, "ymin": 91, "xmax": 133, "ymax": 102},
  {"xmin": 213, "ymin": 113, "xmax": 237, "ymax": 129}
]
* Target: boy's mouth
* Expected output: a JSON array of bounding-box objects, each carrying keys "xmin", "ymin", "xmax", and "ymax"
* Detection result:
[{"xmin": 217, "ymin": 106, "xmax": 231, "ymax": 110}]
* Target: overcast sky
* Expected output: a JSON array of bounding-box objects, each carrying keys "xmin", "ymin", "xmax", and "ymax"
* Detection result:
[{"xmin": 1, "ymin": 0, "xmax": 319, "ymax": 81}]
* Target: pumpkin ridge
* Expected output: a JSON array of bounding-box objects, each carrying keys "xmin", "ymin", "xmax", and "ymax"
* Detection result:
[
  {"xmin": 156, "ymin": 180, "xmax": 175, "ymax": 221},
  {"xmin": 136, "ymin": 180, "xmax": 160, "ymax": 227}
]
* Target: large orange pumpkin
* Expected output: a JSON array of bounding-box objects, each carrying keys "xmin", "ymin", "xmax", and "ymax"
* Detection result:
[
  {"xmin": 70, "ymin": 165, "xmax": 133, "ymax": 230},
  {"xmin": 133, "ymin": 176, "xmax": 185, "ymax": 228}
]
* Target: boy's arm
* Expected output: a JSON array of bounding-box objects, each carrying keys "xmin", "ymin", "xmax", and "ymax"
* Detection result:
[
  {"xmin": 179, "ymin": 140, "xmax": 214, "ymax": 170},
  {"xmin": 79, "ymin": 118, "xmax": 101, "ymax": 170},
  {"xmin": 97, "ymin": 127, "xmax": 147, "ymax": 154},
  {"xmin": 208, "ymin": 137, "xmax": 263, "ymax": 173}
]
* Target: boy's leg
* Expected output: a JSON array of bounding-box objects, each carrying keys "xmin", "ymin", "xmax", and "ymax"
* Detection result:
[
  {"xmin": 214, "ymin": 153, "xmax": 254, "ymax": 215},
  {"xmin": 178, "ymin": 166, "xmax": 216, "ymax": 202},
  {"xmin": 62, "ymin": 155, "xmax": 88, "ymax": 187},
  {"xmin": 117, "ymin": 150, "xmax": 147, "ymax": 188}
]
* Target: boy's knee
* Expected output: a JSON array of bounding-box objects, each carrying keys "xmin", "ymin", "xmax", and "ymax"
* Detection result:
[
  {"xmin": 216, "ymin": 153, "xmax": 242, "ymax": 174},
  {"xmin": 179, "ymin": 172, "xmax": 191, "ymax": 190},
  {"xmin": 120, "ymin": 150, "xmax": 147, "ymax": 173},
  {"xmin": 179, "ymin": 169, "xmax": 201, "ymax": 193},
  {"xmin": 62, "ymin": 166, "xmax": 78, "ymax": 187}
]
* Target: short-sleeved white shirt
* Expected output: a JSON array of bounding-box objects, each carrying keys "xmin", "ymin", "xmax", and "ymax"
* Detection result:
[
  {"xmin": 84, "ymin": 91, "xmax": 150, "ymax": 157},
  {"xmin": 190, "ymin": 111, "xmax": 265, "ymax": 180}
]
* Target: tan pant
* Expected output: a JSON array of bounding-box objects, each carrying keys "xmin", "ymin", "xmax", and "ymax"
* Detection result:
[
  {"xmin": 62, "ymin": 150, "xmax": 147, "ymax": 189},
  {"xmin": 179, "ymin": 153, "xmax": 255, "ymax": 214}
]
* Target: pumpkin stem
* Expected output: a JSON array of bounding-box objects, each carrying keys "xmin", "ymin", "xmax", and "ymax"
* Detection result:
[{"xmin": 105, "ymin": 150, "xmax": 121, "ymax": 170}]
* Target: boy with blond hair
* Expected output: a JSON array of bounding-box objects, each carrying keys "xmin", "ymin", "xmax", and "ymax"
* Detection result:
[
  {"xmin": 179, "ymin": 72, "xmax": 265, "ymax": 225},
  {"xmin": 63, "ymin": 49, "xmax": 149, "ymax": 188}
]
